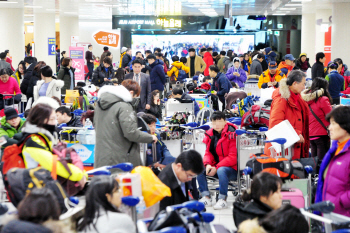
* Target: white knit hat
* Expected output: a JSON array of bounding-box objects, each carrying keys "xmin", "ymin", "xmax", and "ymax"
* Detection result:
[{"xmin": 32, "ymin": 96, "xmax": 60, "ymax": 110}]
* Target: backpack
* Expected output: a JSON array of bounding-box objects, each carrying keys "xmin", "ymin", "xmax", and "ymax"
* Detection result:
[
  {"xmin": 177, "ymin": 68, "xmax": 187, "ymax": 83},
  {"xmin": 246, "ymin": 154, "xmax": 305, "ymax": 180},
  {"xmin": 5, "ymin": 167, "xmax": 68, "ymax": 213},
  {"xmin": 168, "ymin": 112, "xmax": 190, "ymax": 125},
  {"xmin": 241, "ymin": 105, "xmax": 270, "ymax": 129}
]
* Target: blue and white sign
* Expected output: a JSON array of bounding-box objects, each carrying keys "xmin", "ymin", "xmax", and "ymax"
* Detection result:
[
  {"xmin": 48, "ymin": 38, "xmax": 56, "ymax": 56},
  {"xmin": 67, "ymin": 143, "xmax": 95, "ymax": 167}
]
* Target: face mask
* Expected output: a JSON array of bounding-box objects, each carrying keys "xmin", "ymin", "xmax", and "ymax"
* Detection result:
[{"xmin": 43, "ymin": 124, "xmax": 57, "ymax": 135}]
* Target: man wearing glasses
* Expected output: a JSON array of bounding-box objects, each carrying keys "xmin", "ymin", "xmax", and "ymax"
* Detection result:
[{"xmin": 158, "ymin": 150, "xmax": 204, "ymax": 211}]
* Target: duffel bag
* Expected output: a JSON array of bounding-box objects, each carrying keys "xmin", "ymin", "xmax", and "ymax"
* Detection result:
[{"xmin": 241, "ymin": 105, "xmax": 270, "ymax": 129}]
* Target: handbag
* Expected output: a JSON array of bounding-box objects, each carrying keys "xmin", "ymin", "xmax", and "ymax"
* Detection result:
[{"xmin": 309, "ymin": 105, "xmax": 330, "ymax": 135}]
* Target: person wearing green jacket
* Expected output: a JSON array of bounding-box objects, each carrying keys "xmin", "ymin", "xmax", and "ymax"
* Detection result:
[{"xmin": 0, "ymin": 108, "xmax": 25, "ymax": 147}]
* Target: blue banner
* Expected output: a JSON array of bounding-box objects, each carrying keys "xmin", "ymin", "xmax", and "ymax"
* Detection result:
[{"xmin": 48, "ymin": 38, "xmax": 56, "ymax": 56}]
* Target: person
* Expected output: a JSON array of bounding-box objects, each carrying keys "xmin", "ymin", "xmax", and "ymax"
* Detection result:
[
  {"xmin": 201, "ymin": 76, "xmax": 212, "ymax": 91},
  {"xmin": 121, "ymin": 48, "xmax": 132, "ymax": 69},
  {"xmin": 172, "ymin": 87, "xmax": 200, "ymax": 116},
  {"xmin": 258, "ymin": 61, "xmax": 286, "ymax": 89},
  {"xmin": 85, "ymin": 45, "xmax": 94, "ymax": 81},
  {"xmin": 60, "ymin": 51, "xmax": 67, "ymax": 65},
  {"xmin": 56, "ymin": 106, "xmax": 83, "ymax": 127},
  {"xmin": 316, "ymin": 106, "xmax": 350, "ymax": 217},
  {"xmin": 124, "ymin": 59, "xmax": 151, "ymax": 113},
  {"xmin": 185, "ymin": 48, "xmax": 206, "ymax": 78},
  {"xmin": 147, "ymin": 90, "xmax": 162, "ymax": 119},
  {"xmin": 242, "ymin": 53, "xmax": 250, "ymax": 73},
  {"xmin": 4, "ymin": 50, "xmax": 14, "ymax": 72},
  {"xmin": 265, "ymin": 70, "xmax": 309, "ymax": 159},
  {"xmin": 77, "ymin": 176, "xmax": 136, "ymax": 233},
  {"xmin": 81, "ymin": 110, "xmax": 94, "ymax": 126},
  {"xmin": 295, "ymin": 53, "xmax": 311, "ymax": 72},
  {"xmin": 238, "ymin": 204, "xmax": 309, "ymax": 233},
  {"xmin": 217, "ymin": 51, "xmax": 229, "ymax": 73},
  {"xmin": 0, "ymin": 68, "xmax": 22, "ymax": 110},
  {"xmin": 249, "ymin": 54, "xmax": 264, "ymax": 79},
  {"xmin": 92, "ymin": 57, "xmax": 115, "ymax": 88},
  {"xmin": 25, "ymin": 61, "xmax": 47, "ymax": 102},
  {"xmin": 203, "ymin": 48, "xmax": 214, "ymax": 76},
  {"xmin": 33, "ymin": 66, "xmax": 64, "ymax": 102},
  {"xmin": 334, "ymin": 58, "xmax": 350, "ymax": 90},
  {"xmin": 311, "ymin": 52, "xmax": 326, "ymax": 79},
  {"xmin": 94, "ymin": 80, "xmax": 157, "ymax": 168},
  {"xmin": 210, "ymin": 65, "xmax": 232, "ymax": 111},
  {"xmin": 94, "ymin": 56, "xmax": 100, "ymax": 70},
  {"xmin": 264, "ymin": 47, "xmax": 276, "ymax": 63},
  {"xmin": 226, "ymin": 57, "xmax": 247, "ymax": 88},
  {"xmin": 100, "ymin": 46, "xmax": 109, "ymax": 65},
  {"xmin": 11, "ymin": 60, "xmax": 25, "ymax": 84},
  {"xmin": 0, "ymin": 108, "xmax": 25, "ymax": 147},
  {"xmin": 119, "ymin": 47, "xmax": 127, "ymax": 68},
  {"xmin": 0, "ymin": 52, "xmax": 13, "ymax": 74},
  {"xmin": 113, "ymin": 67, "xmax": 125, "ymax": 85},
  {"xmin": 167, "ymin": 56, "xmax": 190, "ymax": 82},
  {"xmin": 57, "ymin": 57, "xmax": 75, "ymax": 94},
  {"xmin": 20, "ymin": 56, "xmax": 37, "ymax": 98},
  {"xmin": 197, "ymin": 111, "xmax": 238, "ymax": 210},
  {"xmin": 1, "ymin": 188, "xmax": 65, "ymax": 233},
  {"xmin": 158, "ymin": 150, "xmax": 204, "ymax": 211},
  {"xmin": 147, "ymin": 54, "xmax": 166, "ymax": 92},
  {"xmin": 277, "ymin": 54, "xmax": 295, "ymax": 77},
  {"xmin": 141, "ymin": 113, "xmax": 176, "ymax": 167},
  {"xmin": 155, "ymin": 53, "xmax": 168, "ymax": 73},
  {"xmin": 301, "ymin": 77, "xmax": 332, "ymax": 160},
  {"xmin": 212, "ymin": 51, "xmax": 219, "ymax": 65},
  {"xmin": 325, "ymin": 62, "xmax": 344, "ymax": 105},
  {"xmin": 233, "ymin": 172, "xmax": 283, "ymax": 228}
]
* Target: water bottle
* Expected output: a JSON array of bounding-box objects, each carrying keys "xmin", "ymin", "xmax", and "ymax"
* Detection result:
[
  {"xmin": 85, "ymin": 118, "xmax": 93, "ymax": 129},
  {"xmin": 136, "ymin": 196, "xmax": 146, "ymax": 215}
]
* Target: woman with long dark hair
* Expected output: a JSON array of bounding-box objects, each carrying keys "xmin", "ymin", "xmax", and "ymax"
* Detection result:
[
  {"xmin": 77, "ymin": 176, "xmax": 136, "ymax": 233},
  {"xmin": 301, "ymin": 77, "xmax": 333, "ymax": 160},
  {"xmin": 147, "ymin": 90, "xmax": 162, "ymax": 120}
]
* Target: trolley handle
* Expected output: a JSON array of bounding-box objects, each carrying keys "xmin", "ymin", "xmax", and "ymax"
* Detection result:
[
  {"xmin": 243, "ymin": 167, "xmax": 252, "ymax": 175},
  {"xmin": 190, "ymin": 212, "xmax": 215, "ymax": 223},
  {"xmin": 305, "ymin": 201, "xmax": 335, "ymax": 213},
  {"xmin": 121, "ymin": 196, "xmax": 140, "ymax": 207},
  {"xmin": 87, "ymin": 170, "xmax": 111, "ymax": 176},
  {"xmin": 106, "ymin": 162, "xmax": 133, "ymax": 172},
  {"xmin": 166, "ymin": 201, "xmax": 205, "ymax": 212},
  {"xmin": 265, "ymin": 138, "xmax": 287, "ymax": 145}
]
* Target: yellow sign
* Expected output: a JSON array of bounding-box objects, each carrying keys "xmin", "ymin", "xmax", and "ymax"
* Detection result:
[{"xmin": 156, "ymin": 18, "xmax": 181, "ymax": 28}]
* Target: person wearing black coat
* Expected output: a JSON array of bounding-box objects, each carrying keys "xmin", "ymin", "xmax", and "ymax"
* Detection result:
[
  {"xmin": 92, "ymin": 57, "xmax": 114, "ymax": 87},
  {"xmin": 311, "ymin": 52, "xmax": 326, "ymax": 79},
  {"xmin": 20, "ymin": 57, "xmax": 37, "ymax": 98}
]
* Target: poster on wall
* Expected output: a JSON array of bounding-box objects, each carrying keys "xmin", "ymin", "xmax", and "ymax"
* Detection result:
[
  {"xmin": 48, "ymin": 38, "xmax": 56, "ymax": 56},
  {"xmin": 71, "ymin": 36, "xmax": 79, "ymax": 47},
  {"xmin": 69, "ymin": 46, "xmax": 85, "ymax": 82},
  {"xmin": 93, "ymin": 31, "xmax": 120, "ymax": 48}
]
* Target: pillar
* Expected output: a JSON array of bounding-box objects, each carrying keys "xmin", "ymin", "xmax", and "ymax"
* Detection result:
[
  {"xmin": 315, "ymin": 9, "xmax": 332, "ymax": 56},
  {"xmin": 34, "ymin": 13, "xmax": 56, "ymax": 69},
  {"xmin": 59, "ymin": 15, "xmax": 79, "ymax": 53},
  {"xmin": 332, "ymin": 3, "xmax": 350, "ymax": 65},
  {"xmin": 301, "ymin": 13, "xmax": 316, "ymax": 65},
  {"xmin": 0, "ymin": 8, "xmax": 24, "ymax": 69}
]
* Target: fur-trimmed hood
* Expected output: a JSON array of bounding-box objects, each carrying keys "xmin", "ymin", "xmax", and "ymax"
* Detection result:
[
  {"xmin": 301, "ymin": 88, "xmax": 324, "ymax": 102},
  {"xmin": 275, "ymin": 78, "xmax": 290, "ymax": 100},
  {"xmin": 97, "ymin": 85, "xmax": 133, "ymax": 111},
  {"xmin": 238, "ymin": 218, "xmax": 267, "ymax": 233},
  {"xmin": 21, "ymin": 122, "xmax": 58, "ymax": 145}
]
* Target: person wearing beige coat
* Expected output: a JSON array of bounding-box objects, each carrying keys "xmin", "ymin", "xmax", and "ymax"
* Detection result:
[{"xmin": 185, "ymin": 48, "xmax": 206, "ymax": 78}]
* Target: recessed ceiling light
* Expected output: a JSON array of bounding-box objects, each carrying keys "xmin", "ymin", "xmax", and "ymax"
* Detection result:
[
  {"xmin": 24, "ymin": 14, "xmax": 34, "ymax": 17},
  {"xmin": 0, "ymin": 1, "xmax": 18, "ymax": 3},
  {"xmin": 285, "ymin": 4, "xmax": 302, "ymax": 6},
  {"xmin": 279, "ymin": 8, "xmax": 296, "ymax": 10},
  {"xmin": 64, "ymin": 12, "xmax": 78, "ymax": 14}
]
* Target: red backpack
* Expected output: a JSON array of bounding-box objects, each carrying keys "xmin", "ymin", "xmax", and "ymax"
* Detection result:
[{"xmin": 241, "ymin": 105, "xmax": 270, "ymax": 129}]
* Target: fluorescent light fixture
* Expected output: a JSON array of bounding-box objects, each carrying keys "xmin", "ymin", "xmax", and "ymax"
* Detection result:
[
  {"xmin": 24, "ymin": 14, "xmax": 34, "ymax": 17},
  {"xmin": 188, "ymin": 0, "xmax": 208, "ymax": 2},
  {"xmin": 165, "ymin": 29, "xmax": 170, "ymax": 31},
  {"xmin": 291, "ymin": 0, "xmax": 311, "ymax": 1},
  {"xmin": 285, "ymin": 4, "xmax": 302, "ymax": 6},
  {"xmin": 0, "ymin": 1, "xmax": 18, "ymax": 3},
  {"xmin": 46, "ymin": 9, "xmax": 60, "ymax": 12},
  {"xmin": 279, "ymin": 8, "xmax": 296, "ymax": 10},
  {"xmin": 64, "ymin": 12, "xmax": 78, "ymax": 14},
  {"xmin": 24, "ymin": 5, "xmax": 43, "ymax": 8},
  {"xmin": 79, "ymin": 15, "xmax": 92, "ymax": 17},
  {"xmin": 103, "ymin": 4, "xmax": 112, "ymax": 7},
  {"xmin": 192, "ymin": 4, "xmax": 211, "ymax": 7},
  {"xmin": 273, "ymin": 13, "xmax": 286, "ymax": 15}
]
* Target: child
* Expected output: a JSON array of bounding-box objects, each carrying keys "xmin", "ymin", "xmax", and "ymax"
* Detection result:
[
  {"xmin": 94, "ymin": 56, "xmax": 100, "ymax": 69},
  {"xmin": 200, "ymin": 76, "xmax": 212, "ymax": 91}
]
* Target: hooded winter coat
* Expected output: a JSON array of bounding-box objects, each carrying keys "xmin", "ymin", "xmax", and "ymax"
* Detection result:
[
  {"xmin": 167, "ymin": 61, "xmax": 190, "ymax": 78},
  {"xmin": 203, "ymin": 52, "xmax": 214, "ymax": 76},
  {"xmin": 122, "ymin": 53, "xmax": 132, "ymax": 68},
  {"xmin": 295, "ymin": 57, "xmax": 311, "ymax": 72},
  {"xmin": 325, "ymin": 70, "xmax": 344, "ymax": 99},
  {"xmin": 33, "ymin": 79, "xmax": 64, "ymax": 102},
  {"xmin": 316, "ymin": 139, "xmax": 350, "ymax": 217},
  {"xmin": 149, "ymin": 59, "xmax": 166, "ymax": 92},
  {"xmin": 257, "ymin": 69, "xmax": 285, "ymax": 89},
  {"xmin": 92, "ymin": 64, "xmax": 115, "ymax": 87},
  {"xmin": 278, "ymin": 61, "xmax": 294, "ymax": 77},
  {"xmin": 226, "ymin": 65, "xmax": 247, "ymax": 88},
  {"xmin": 2, "ymin": 219, "xmax": 69, "ymax": 233},
  {"xmin": 57, "ymin": 66, "xmax": 75, "ymax": 94},
  {"xmin": 301, "ymin": 89, "xmax": 332, "ymax": 137},
  {"xmin": 0, "ymin": 116, "xmax": 25, "ymax": 142},
  {"xmin": 264, "ymin": 78, "xmax": 310, "ymax": 159},
  {"xmin": 211, "ymin": 72, "xmax": 232, "ymax": 98},
  {"xmin": 250, "ymin": 59, "xmax": 263, "ymax": 76},
  {"xmin": 217, "ymin": 56, "xmax": 230, "ymax": 73},
  {"xmin": 94, "ymin": 85, "xmax": 154, "ymax": 168},
  {"xmin": 265, "ymin": 47, "xmax": 276, "ymax": 63}
]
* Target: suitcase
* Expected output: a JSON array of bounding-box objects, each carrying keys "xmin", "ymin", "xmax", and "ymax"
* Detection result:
[{"xmin": 281, "ymin": 188, "xmax": 305, "ymax": 208}]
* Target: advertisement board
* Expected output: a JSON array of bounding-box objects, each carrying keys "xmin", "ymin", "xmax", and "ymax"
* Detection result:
[
  {"xmin": 69, "ymin": 46, "xmax": 85, "ymax": 82},
  {"xmin": 93, "ymin": 31, "xmax": 120, "ymax": 48}
]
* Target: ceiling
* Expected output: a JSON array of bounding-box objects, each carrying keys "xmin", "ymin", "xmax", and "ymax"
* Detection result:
[{"xmin": 1, "ymin": 0, "xmax": 348, "ymax": 21}]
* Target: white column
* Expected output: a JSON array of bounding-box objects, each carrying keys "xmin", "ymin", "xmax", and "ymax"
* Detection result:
[
  {"xmin": 34, "ymin": 13, "xmax": 56, "ymax": 69},
  {"xmin": 0, "ymin": 8, "xmax": 24, "ymax": 69},
  {"xmin": 332, "ymin": 3, "xmax": 350, "ymax": 65},
  {"xmin": 315, "ymin": 9, "xmax": 332, "ymax": 55},
  {"xmin": 301, "ymin": 13, "xmax": 316, "ymax": 65},
  {"xmin": 59, "ymin": 15, "xmax": 79, "ymax": 52}
]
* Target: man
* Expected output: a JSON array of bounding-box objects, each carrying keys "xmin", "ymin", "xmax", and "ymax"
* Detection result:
[
  {"xmin": 198, "ymin": 111, "xmax": 237, "ymax": 210},
  {"xmin": 56, "ymin": 106, "xmax": 83, "ymax": 127},
  {"xmin": 158, "ymin": 150, "xmax": 204, "ymax": 211},
  {"xmin": 185, "ymin": 48, "xmax": 206, "ymax": 78},
  {"xmin": 141, "ymin": 113, "xmax": 176, "ymax": 168},
  {"xmin": 85, "ymin": 45, "xmax": 94, "ymax": 81},
  {"xmin": 0, "ymin": 107, "xmax": 25, "ymax": 147},
  {"xmin": 258, "ymin": 61, "xmax": 286, "ymax": 89},
  {"xmin": 145, "ymin": 50, "xmax": 152, "ymax": 58},
  {"xmin": 311, "ymin": 52, "xmax": 326, "ymax": 79},
  {"xmin": 147, "ymin": 54, "xmax": 166, "ymax": 92},
  {"xmin": 249, "ymin": 54, "xmax": 264, "ymax": 79},
  {"xmin": 92, "ymin": 57, "xmax": 114, "ymax": 87},
  {"xmin": 100, "ymin": 46, "xmax": 109, "ymax": 66},
  {"xmin": 119, "ymin": 47, "xmax": 127, "ymax": 68},
  {"xmin": 172, "ymin": 87, "xmax": 200, "ymax": 116},
  {"xmin": 125, "ymin": 59, "xmax": 151, "ymax": 112},
  {"xmin": 0, "ymin": 52, "xmax": 13, "ymax": 74},
  {"xmin": 209, "ymin": 65, "xmax": 232, "ymax": 111},
  {"xmin": 130, "ymin": 51, "xmax": 146, "ymax": 72},
  {"xmin": 212, "ymin": 51, "xmax": 219, "ymax": 65},
  {"xmin": 278, "ymin": 54, "xmax": 295, "ymax": 76},
  {"xmin": 20, "ymin": 56, "xmax": 37, "ymax": 97},
  {"xmin": 203, "ymin": 48, "xmax": 214, "ymax": 76},
  {"xmin": 155, "ymin": 53, "xmax": 168, "ymax": 73},
  {"xmin": 199, "ymin": 47, "xmax": 207, "ymax": 58},
  {"xmin": 265, "ymin": 47, "xmax": 277, "ymax": 63},
  {"xmin": 154, "ymin": 48, "xmax": 162, "ymax": 53},
  {"xmin": 121, "ymin": 48, "xmax": 132, "ymax": 69}
]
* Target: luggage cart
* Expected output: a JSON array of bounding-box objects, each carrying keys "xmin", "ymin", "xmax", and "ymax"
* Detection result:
[{"xmin": 164, "ymin": 98, "xmax": 195, "ymax": 122}]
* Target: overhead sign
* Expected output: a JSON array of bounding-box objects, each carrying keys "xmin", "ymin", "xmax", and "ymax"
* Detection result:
[
  {"xmin": 93, "ymin": 31, "xmax": 120, "ymax": 48},
  {"xmin": 156, "ymin": 18, "xmax": 181, "ymax": 28},
  {"xmin": 69, "ymin": 46, "xmax": 84, "ymax": 82},
  {"xmin": 118, "ymin": 18, "xmax": 181, "ymax": 28},
  {"xmin": 48, "ymin": 38, "xmax": 56, "ymax": 56}
]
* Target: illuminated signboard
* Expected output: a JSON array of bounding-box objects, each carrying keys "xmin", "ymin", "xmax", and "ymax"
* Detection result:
[
  {"xmin": 118, "ymin": 18, "xmax": 181, "ymax": 28},
  {"xmin": 156, "ymin": 18, "xmax": 181, "ymax": 28}
]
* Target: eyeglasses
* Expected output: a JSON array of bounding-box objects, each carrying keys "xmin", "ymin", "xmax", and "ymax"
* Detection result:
[{"xmin": 183, "ymin": 169, "xmax": 197, "ymax": 179}]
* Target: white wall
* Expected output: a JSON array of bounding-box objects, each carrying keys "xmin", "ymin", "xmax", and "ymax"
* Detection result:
[{"xmin": 79, "ymin": 20, "xmax": 121, "ymax": 67}]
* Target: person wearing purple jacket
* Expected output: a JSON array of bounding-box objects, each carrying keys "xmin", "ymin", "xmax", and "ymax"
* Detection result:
[
  {"xmin": 315, "ymin": 106, "xmax": 350, "ymax": 217},
  {"xmin": 226, "ymin": 57, "xmax": 247, "ymax": 88}
]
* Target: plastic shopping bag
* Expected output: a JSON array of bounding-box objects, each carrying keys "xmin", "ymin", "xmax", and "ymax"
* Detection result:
[
  {"xmin": 131, "ymin": 166, "xmax": 171, "ymax": 207},
  {"xmin": 64, "ymin": 90, "xmax": 80, "ymax": 104}
]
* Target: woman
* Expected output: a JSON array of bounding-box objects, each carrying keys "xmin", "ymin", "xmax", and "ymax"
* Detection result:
[
  {"xmin": 325, "ymin": 62, "xmax": 344, "ymax": 105},
  {"xmin": 5, "ymin": 50, "xmax": 15, "ymax": 71},
  {"xmin": 2, "ymin": 188, "xmax": 66, "ymax": 233},
  {"xmin": 265, "ymin": 70, "xmax": 309, "ymax": 160},
  {"xmin": 81, "ymin": 110, "xmax": 94, "ymax": 126},
  {"xmin": 295, "ymin": 53, "xmax": 311, "ymax": 72},
  {"xmin": 60, "ymin": 51, "xmax": 67, "ymax": 66},
  {"xmin": 316, "ymin": 106, "xmax": 350, "ymax": 217},
  {"xmin": 92, "ymin": 57, "xmax": 114, "ymax": 87},
  {"xmin": 0, "ymin": 68, "xmax": 22, "ymax": 110},
  {"xmin": 26, "ymin": 61, "xmax": 46, "ymax": 101},
  {"xmin": 58, "ymin": 57, "xmax": 75, "ymax": 94},
  {"xmin": 242, "ymin": 53, "xmax": 250, "ymax": 73},
  {"xmin": 147, "ymin": 90, "xmax": 162, "ymax": 119},
  {"xmin": 33, "ymin": 66, "xmax": 64, "ymax": 102},
  {"xmin": 233, "ymin": 172, "xmax": 282, "ymax": 228},
  {"xmin": 11, "ymin": 61, "xmax": 25, "ymax": 84},
  {"xmin": 77, "ymin": 176, "xmax": 136, "ymax": 233},
  {"xmin": 301, "ymin": 77, "xmax": 332, "ymax": 160},
  {"xmin": 114, "ymin": 68, "xmax": 125, "ymax": 85},
  {"xmin": 226, "ymin": 57, "xmax": 247, "ymax": 88}
]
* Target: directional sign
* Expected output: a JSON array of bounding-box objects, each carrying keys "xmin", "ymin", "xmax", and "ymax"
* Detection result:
[
  {"xmin": 93, "ymin": 31, "xmax": 120, "ymax": 48},
  {"xmin": 48, "ymin": 38, "xmax": 56, "ymax": 56}
]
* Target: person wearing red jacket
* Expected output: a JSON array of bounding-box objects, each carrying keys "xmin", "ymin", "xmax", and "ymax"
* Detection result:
[
  {"xmin": 5, "ymin": 50, "xmax": 14, "ymax": 72},
  {"xmin": 203, "ymin": 48, "xmax": 214, "ymax": 76},
  {"xmin": 198, "ymin": 111, "xmax": 237, "ymax": 210}
]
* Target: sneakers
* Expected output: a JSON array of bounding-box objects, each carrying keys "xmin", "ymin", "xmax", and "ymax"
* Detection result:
[
  {"xmin": 199, "ymin": 196, "xmax": 212, "ymax": 207},
  {"xmin": 213, "ymin": 199, "xmax": 228, "ymax": 210}
]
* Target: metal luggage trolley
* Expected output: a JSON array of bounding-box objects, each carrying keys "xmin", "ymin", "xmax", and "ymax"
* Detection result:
[{"xmin": 164, "ymin": 98, "xmax": 195, "ymax": 121}]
